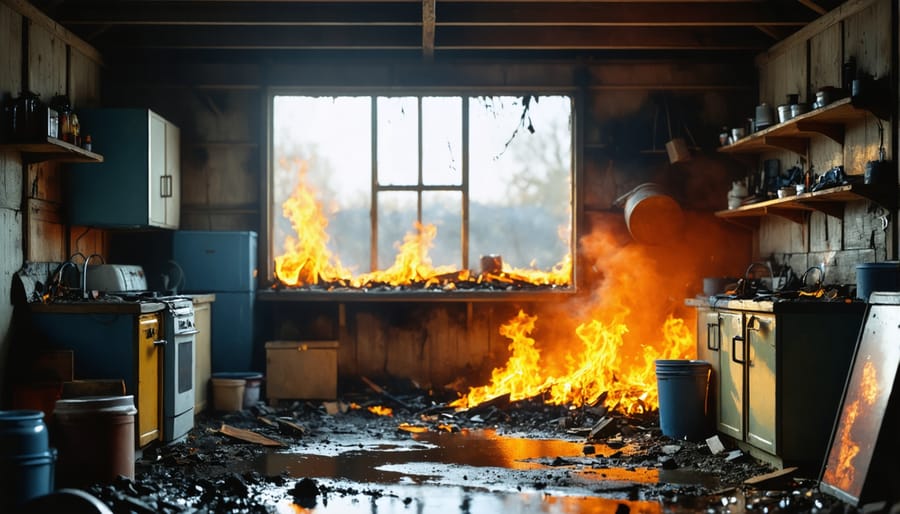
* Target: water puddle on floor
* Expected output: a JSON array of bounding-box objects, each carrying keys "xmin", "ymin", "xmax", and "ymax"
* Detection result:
[{"xmin": 254, "ymin": 428, "xmax": 717, "ymax": 513}]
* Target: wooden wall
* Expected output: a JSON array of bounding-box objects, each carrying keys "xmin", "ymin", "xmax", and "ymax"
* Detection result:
[
  {"xmin": 0, "ymin": 0, "xmax": 102, "ymax": 400},
  {"xmin": 755, "ymin": 0, "xmax": 895, "ymax": 284},
  {"xmin": 0, "ymin": 2, "xmax": 24, "ymax": 405},
  {"xmin": 99, "ymin": 55, "xmax": 754, "ymax": 386}
]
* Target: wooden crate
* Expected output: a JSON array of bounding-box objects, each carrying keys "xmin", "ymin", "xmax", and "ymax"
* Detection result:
[{"xmin": 265, "ymin": 341, "xmax": 338, "ymax": 402}]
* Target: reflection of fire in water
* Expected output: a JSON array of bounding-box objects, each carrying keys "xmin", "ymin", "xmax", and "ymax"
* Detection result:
[
  {"xmin": 275, "ymin": 162, "xmax": 702, "ymax": 414},
  {"xmin": 274, "ymin": 162, "xmax": 570, "ymax": 289},
  {"xmin": 824, "ymin": 359, "xmax": 879, "ymax": 492}
]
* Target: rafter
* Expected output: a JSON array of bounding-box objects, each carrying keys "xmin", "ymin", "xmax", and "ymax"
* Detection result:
[
  {"xmin": 53, "ymin": 1, "xmax": 813, "ymax": 27},
  {"xmin": 423, "ymin": 0, "xmax": 435, "ymax": 58},
  {"xmin": 797, "ymin": 0, "xmax": 828, "ymax": 15}
]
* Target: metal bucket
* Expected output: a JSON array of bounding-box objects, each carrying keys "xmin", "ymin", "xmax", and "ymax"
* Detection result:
[
  {"xmin": 619, "ymin": 183, "xmax": 684, "ymax": 245},
  {"xmin": 52, "ymin": 395, "xmax": 137, "ymax": 488}
]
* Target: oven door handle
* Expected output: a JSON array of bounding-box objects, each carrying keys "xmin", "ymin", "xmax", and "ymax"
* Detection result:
[
  {"xmin": 153, "ymin": 339, "xmax": 168, "ymax": 347},
  {"xmin": 177, "ymin": 329, "xmax": 200, "ymax": 336}
]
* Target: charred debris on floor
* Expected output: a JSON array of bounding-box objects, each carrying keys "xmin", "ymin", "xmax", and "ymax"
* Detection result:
[{"xmin": 74, "ymin": 378, "xmax": 859, "ymax": 513}]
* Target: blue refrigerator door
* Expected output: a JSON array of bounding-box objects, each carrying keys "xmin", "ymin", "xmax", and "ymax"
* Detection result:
[
  {"xmin": 173, "ymin": 231, "xmax": 257, "ymax": 292},
  {"xmin": 209, "ymin": 291, "xmax": 257, "ymax": 373}
]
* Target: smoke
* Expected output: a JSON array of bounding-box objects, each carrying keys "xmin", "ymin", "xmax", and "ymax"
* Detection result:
[{"xmin": 534, "ymin": 210, "xmax": 751, "ymax": 372}]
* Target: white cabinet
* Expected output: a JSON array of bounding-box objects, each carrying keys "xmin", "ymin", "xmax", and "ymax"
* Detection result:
[
  {"xmin": 68, "ymin": 109, "xmax": 180, "ymax": 229},
  {"xmin": 745, "ymin": 313, "xmax": 776, "ymax": 455},
  {"xmin": 699, "ymin": 301, "xmax": 864, "ymax": 471}
]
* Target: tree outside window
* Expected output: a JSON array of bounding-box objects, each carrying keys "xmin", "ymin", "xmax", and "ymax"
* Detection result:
[{"xmin": 270, "ymin": 93, "xmax": 573, "ymax": 289}]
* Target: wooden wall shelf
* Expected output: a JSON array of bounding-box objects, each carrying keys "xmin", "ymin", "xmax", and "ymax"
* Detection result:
[
  {"xmin": 715, "ymin": 184, "xmax": 895, "ymax": 228},
  {"xmin": 717, "ymin": 97, "xmax": 882, "ymax": 158},
  {"xmin": 0, "ymin": 136, "xmax": 104, "ymax": 163}
]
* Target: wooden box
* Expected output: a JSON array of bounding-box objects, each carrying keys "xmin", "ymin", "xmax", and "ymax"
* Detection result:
[{"xmin": 265, "ymin": 341, "xmax": 338, "ymax": 401}]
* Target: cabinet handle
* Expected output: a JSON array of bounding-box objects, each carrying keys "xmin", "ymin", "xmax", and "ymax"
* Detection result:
[
  {"xmin": 160, "ymin": 175, "xmax": 173, "ymax": 198},
  {"xmin": 746, "ymin": 315, "xmax": 761, "ymax": 331},
  {"xmin": 707, "ymin": 323, "xmax": 719, "ymax": 351},
  {"xmin": 153, "ymin": 339, "xmax": 168, "ymax": 347},
  {"xmin": 731, "ymin": 335, "xmax": 745, "ymax": 364}
]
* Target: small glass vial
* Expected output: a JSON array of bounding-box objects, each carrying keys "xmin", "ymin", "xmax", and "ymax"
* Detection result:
[{"xmin": 83, "ymin": 134, "xmax": 92, "ymax": 152}]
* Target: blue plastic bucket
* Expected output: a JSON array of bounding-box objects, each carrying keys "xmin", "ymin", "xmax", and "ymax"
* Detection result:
[
  {"xmin": 655, "ymin": 360, "xmax": 711, "ymax": 441},
  {"xmin": 0, "ymin": 410, "xmax": 56, "ymax": 510},
  {"xmin": 856, "ymin": 261, "xmax": 900, "ymax": 301}
]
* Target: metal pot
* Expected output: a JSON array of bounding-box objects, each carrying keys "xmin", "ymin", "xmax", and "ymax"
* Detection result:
[
  {"xmin": 777, "ymin": 104, "xmax": 792, "ymax": 124},
  {"xmin": 754, "ymin": 102, "xmax": 774, "ymax": 130},
  {"xmin": 703, "ymin": 277, "xmax": 738, "ymax": 296},
  {"xmin": 618, "ymin": 183, "xmax": 683, "ymax": 245}
]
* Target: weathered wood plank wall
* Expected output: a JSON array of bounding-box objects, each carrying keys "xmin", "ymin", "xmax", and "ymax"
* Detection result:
[
  {"xmin": 756, "ymin": 0, "xmax": 894, "ymax": 286},
  {"xmin": 0, "ymin": 3, "xmax": 24, "ymax": 402},
  {"xmin": 0, "ymin": 1, "xmax": 101, "ymax": 399},
  {"xmin": 102, "ymin": 56, "xmax": 754, "ymax": 385}
]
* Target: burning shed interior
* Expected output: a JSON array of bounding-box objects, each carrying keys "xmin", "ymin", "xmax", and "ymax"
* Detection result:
[{"xmin": 0, "ymin": 0, "xmax": 899, "ymax": 512}]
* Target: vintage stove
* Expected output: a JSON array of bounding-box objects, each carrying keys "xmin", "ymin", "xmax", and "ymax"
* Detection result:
[
  {"xmin": 86, "ymin": 264, "xmax": 196, "ymax": 443},
  {"xmin": 158, "ymin": 296, "xmax": 196, "ymax": 443}
]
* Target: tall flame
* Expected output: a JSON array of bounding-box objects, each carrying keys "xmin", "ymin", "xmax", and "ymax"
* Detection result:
[
  {"xmin": 273, "ymin": 161, "xmax": 571, "ymax": 288},
  {"xmin": 450, "ymin": 311, "xmax": 694, "ymax": 413},
  {"xmin": 275, "ymin": 159, "xmax": 352, "ymax": 286},
  {"xmin": 356, "ymin": 222, "xmax": 456, "ymax": 286},
  {"xmin": 824, "ymin": 359, "xmax": 879, "ymax": 493}
]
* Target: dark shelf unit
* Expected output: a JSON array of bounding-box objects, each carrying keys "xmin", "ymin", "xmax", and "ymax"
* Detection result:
[
  {"xmin": 718, "ymin": 97, "xmax": 887, "ymax": 158},
  {"xmin": 0, "ymin": 136, "xmax": 104, "ymax": 163},
  {"xmin": 715, "ymin": 184, "xmax": 895, "ymax": 228}
]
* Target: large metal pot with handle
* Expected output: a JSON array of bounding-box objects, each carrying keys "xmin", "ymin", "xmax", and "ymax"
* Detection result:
[{"xmin": 617, "ymin": 183, "xmax": 684, "ymax": 245}]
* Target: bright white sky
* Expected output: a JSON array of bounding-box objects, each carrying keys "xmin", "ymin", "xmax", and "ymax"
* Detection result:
[{"xmin": 272, "ymin": 95, "xmax": 571, "ymax": 207}]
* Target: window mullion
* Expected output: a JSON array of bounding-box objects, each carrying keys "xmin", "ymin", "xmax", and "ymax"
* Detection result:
[
  {"xmin": 370, "ymin": 96, "xmax": 378, "ymax": 273},
  {"xmin": 417, "ymin": 96, "xmax": 423, "ymax": 225},
  {"xmin": 461, "ymin": 96, "xmax": 470, "ymax": 271}
]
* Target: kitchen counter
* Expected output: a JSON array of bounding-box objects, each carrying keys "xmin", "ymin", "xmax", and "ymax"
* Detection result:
[
  {"xmin": 29, "ymin": 300, "xmax": 167, "ymax": 315},
  {"xmin": 685, "ymin": 296, "xmax": 865, "ymax": 313},
  {"xmin": 183, "ymin": 293, "xmax": 216, "ymax": 304}
]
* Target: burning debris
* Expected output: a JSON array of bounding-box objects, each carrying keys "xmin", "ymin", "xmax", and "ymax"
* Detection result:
[
  {"xmin": 272, "ymin": 163, "xmax": 572, "ymax": 292},
  {"xmin": 449, "ymin": 311, "xmax": 694, "ymax": 413}
]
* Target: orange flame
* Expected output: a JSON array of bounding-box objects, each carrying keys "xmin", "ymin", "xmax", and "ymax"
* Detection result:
[
  {"xmin": 824, "ymin": 359, "xmax": 879, "ymax": 492},
  {"xmin": 398, "ymin": 423, "xmax": 429, "ymax": 433},
  {"xmin": 275, "ymin": 159, "xmax": 352, "ymax": 286},
  {"xmin": 368, "ymin": 405, "xmax": 393, "ymax": 417},
  {"xmin": 273, "ymin": 161, "xmax": 571, "ymax": 288},
  {"xmin": 450, "ymin": 310, "xmax": 694, "ymax": 413},
  {"xmin": 356, "ymin": 222, "xmax": 456, "ymax": 287}
]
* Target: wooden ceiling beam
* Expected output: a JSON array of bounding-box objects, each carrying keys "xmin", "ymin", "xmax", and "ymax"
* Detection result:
[
  {"xmin": 54, "ymin": 2, "xmax": 421, "ymax": 25},
  {"xmin": 796, "ymin": 0, "xmax": 829, "ymax": 15},
  {"xmin": 438, "ymin": 2, "xmax": 815, "ymax": 26},
  {"xmin": 53, "ymin": 1, "xmax": 813, "ymax": 27},
  {"xmin": 437, "ymin": 26, "xmax": 772, "ymax": 49},
  {"xmin": 422, "ymin": 0, "xmax": 435, "ymax": 58},
  {"xmin": 81, "ymin": 25, "xmax": 772, "ymax": 50},
  {"xmin": 85, "ymin": 25, "xmax": 423, "ymax": 49}
]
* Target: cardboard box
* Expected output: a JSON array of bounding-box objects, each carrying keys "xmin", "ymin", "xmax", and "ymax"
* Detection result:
[{"xmin": 265, "ymin": 341, "xmax": 338, "ymax": 401}]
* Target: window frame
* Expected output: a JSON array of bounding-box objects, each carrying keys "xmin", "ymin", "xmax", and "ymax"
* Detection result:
[{"xmin": 264, "ymin": 87, "xmax": 583, "ymax": 299}]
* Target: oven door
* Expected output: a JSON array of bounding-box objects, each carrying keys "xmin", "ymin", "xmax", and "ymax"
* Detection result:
[
  {"xmin": 163, "ymin": 327, "xmax": 198, "ymax": 441},
  {"xmin": 174, "ymin": 330, "xmax": 197, "ymax": 411}
]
